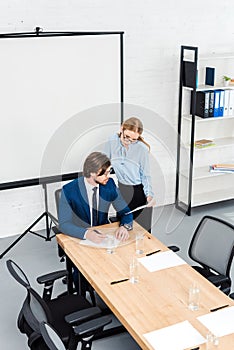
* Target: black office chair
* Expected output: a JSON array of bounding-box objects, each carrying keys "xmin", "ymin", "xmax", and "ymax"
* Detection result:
[
  {"xmin": 52, "ymin": 188, "xmax": 62, "ymax": 236},
  {"xmin": 188, "ymin": 215, "xmax": 234, "ymax": 295},
  {"xmin": 54, "ymin": 188, "xmax": 97, "ymax": 305},
  {"xmin": 40, "ymin": 320, "xmax": 111, "ymax": 350},
  {"xmin": 6, "ymin": 259, "xmax": 111, "ymax": 350}
]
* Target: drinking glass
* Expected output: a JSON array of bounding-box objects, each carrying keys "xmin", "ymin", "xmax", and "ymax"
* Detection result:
[
  {"xmin": 188, "ymin": 284, "xmax": 200, "ymax": 311},
  {"xmin": 135, "ymin": 232, "xmax": 144, "ymax": 254},
  {"xmin": 129, "ymin": 256, "xmax": 139, "ymax": 283},
  {"xmin": 106, "ymin": 234, "xmax": 116, "ymax": 254}
]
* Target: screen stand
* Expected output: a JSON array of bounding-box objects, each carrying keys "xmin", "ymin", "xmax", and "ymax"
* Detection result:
[{"xmin": 0, "ymin": 183, "xmax": 56, "ymax": 259}]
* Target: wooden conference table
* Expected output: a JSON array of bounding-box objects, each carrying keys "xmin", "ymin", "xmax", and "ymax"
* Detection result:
[{"xmin": 57, "ymin": 221, "xmax": 234, "ymax": 349}]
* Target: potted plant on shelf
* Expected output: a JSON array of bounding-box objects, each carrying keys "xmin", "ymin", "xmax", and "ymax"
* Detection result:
[{"xmin": 223, "ymin": 75, "xmax": 231, "ymax": 87}]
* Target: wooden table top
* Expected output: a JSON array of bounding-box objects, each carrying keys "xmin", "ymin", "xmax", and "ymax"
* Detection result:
[{"xmin": 57, "ymin": 221, "xmax": 234, "ymax": 350}]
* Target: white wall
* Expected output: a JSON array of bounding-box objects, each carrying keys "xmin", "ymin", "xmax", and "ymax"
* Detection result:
[{"xmin": 1, "ymin": 0, "xmax": 234, "ymax": 237}]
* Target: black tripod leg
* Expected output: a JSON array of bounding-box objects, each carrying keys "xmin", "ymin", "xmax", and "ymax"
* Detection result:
[
  {"xmin": 0, "ymin": 183, "xmax": 58, "ymax": 259},
  {"xmin": 0, "ymin": 212, "xmax": 46, "ymax": 259},
  {"xmin": 43, "ymin": 183, "xmax": 52, "ymax": 241}
]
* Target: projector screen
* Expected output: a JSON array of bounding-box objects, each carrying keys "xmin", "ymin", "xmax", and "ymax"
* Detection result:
[{"xmin": 0, "ymin": 32, "xmax": 123, "ymax": 189}]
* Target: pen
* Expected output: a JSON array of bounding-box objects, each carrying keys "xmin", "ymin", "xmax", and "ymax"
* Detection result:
[
  {"xmin": 190, "ymin": 347, "xmax": 199, "ymax": 350},
  {"xmin": 93, "ymin": 229, "xmax": 102, "ymax": 235},
  {"xmin": 146, "ymin": 249, "xmax": 161, "ymax": 256},
  {"xmin": 110, "ymin": 278, "xmax": 129, "ymax": 285},
  {"xmin": 210, "ymin": 304, "xmax": 229, "ymax": 312}
]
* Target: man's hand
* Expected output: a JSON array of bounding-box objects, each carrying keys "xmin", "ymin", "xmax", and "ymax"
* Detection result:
[
  {"xmin": 86, "ymin": 229, "xmax": 106, "ymax": 243},
  {"xmin": 115, "ymin": 226, "xmax": 129, "ymax": 241}
]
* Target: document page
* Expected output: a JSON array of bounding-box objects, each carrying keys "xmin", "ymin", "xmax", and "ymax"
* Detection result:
[
  {"xmin": 197, "ymin": 306, "xmax": 234, "ymax": 337},
  {"xmin": 80, "ymin": 236, "xmax": 120, "ymax": 248},
  {"xmin": 138, "ymin": 250, "xmax": 186, "ymax": 272},
  {"xmin": 144, "ymin": 320, "xmax": 206, "ymax": 350},
  {"xmin": 125, "ymin": 204, "xmax": 148, "ymax": 215},
  {"xmin": 80, "ymin": 227, "xmax": 135, "ymax": 248}
]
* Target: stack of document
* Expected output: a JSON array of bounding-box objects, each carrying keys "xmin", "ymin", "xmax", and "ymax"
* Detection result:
[
  {"xmin": 209, "ymin": 163, "xmax": 234, "ymax": 173},
  {"xmin": 195, "ymin": 139, "xmax": 215, "ymax": 149}
]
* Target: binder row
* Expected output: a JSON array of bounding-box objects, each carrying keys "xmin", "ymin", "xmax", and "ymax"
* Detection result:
[{"xmin": 193, "ymin": 89, "xmax": 234, "ymax": 118}]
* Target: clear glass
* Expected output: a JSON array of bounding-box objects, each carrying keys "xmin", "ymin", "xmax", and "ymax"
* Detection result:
[
  {"xmin": 106, "ymin": 234, "xmax": 116, "ymax": 254},
  {"xmin": 135, "ymin": 232, "xmax": 144, "ymax": 254},
  {"xmin": 206, "ymin": 332, "xmax": 219, "ymax": 349},
  {"xmin": 188, "ymin": 284, "xmax": 200, "ymax": 311},
  {"xmin": 129, "ymin": 256, "xmax": 139, "ymax": 284}
]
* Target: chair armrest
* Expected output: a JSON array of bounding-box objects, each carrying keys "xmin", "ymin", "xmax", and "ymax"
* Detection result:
[
  {"xmin": 37, "ymin": 270, "xmax": 68, "ymax": 284},
  {"xmin": 168, "ymin": 245, "xmax": 180, "ymax": 252},
  {"xmin": 208, "ymin": 274, "xmax": 230, "ymax": 286},
  {"xmin": 109, "ymin": 216, "xmax": 118, "ymax": 223},
  {"xmin": 28, "ymin": 331, "xmax": 41, "ymax": 348},
  {"xmin": 229, "ymin": 292, "xmax": 234, "ymax": 299},
  {"xmin": 65, "ymin": 306, "xmax": 101, "ymax": 325},
  {"xmin": 74, "ymin": 315, "xmax": 112, "ymax": 337}
]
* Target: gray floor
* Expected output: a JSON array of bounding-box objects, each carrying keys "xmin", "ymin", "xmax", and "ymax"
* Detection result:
[{"xmin": 0, "ymin": 201, "xmax": 234, "ymax": 349}]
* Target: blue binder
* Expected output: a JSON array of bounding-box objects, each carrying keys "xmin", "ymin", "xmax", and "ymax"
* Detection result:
[
  {"xmin": 218, "ymin": 90, "xmax": 224, "ymax": 116},
  {"xmin": 213, "ymin": 90, "xmax": 220, "ymax": 117}
]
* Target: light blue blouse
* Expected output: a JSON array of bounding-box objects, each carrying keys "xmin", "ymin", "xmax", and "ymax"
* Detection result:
[{"xmin": 104, "ymin": 133, "xmax": 154, "ymax": 197}]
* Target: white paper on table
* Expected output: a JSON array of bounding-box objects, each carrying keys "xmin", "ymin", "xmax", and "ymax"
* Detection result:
[
  {"xmin": 144, "ymin": 320, "xmax": 206, "ymax": 350},
  {"xmin": 138, "ymin": 250, "xmax": 186, "ymax": 272},
  {"xmin": 80, "ymin": 237, "xmax": 120, "ymax": 248},
  {"xmin": 197, "ymin": 306, "xmax": 234, "ymax": 337}
]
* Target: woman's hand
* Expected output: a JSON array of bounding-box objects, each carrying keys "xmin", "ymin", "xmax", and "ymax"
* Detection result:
[{"xmin": 146, "ymin": 196, "xmax": 156, "ymax": 207}]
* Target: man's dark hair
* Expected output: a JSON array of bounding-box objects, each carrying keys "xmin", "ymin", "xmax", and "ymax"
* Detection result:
[{"xmin": 83, "ymin": 152, "xmax": 111, "ymax": 178}]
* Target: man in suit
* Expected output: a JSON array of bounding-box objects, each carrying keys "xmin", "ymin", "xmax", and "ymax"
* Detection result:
[
  {"xmin": 59, "ymin": 152, "xmax": 133, "ymax": 297},
  {"xmin": 59, "ymin": 151, "xmax": 133, "ymax": 243}
]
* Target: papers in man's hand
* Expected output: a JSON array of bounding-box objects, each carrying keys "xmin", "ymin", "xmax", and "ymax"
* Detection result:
[
  {"xmin": 80, "ymin": 236, "xmax": 120, "ymax": 248},
  {"xmin": 125, "ymin": 204, "xmax": 148, "ymax": 215},
  {"xmin": 197, "ymin": 306, "xmax": 234, "ymax": 337},
  {"xmin": 144, "ymin": 320, "xmax": 206, "ymax": 350},
  {"xmin": 138, "ymin": 250, "xmax": 186, "ymax": 272}
]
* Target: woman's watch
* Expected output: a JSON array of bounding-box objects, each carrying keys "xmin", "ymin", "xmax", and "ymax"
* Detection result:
[{"xmin": 121, "ymin": 223, "xmax": 133, "ymax": 231}]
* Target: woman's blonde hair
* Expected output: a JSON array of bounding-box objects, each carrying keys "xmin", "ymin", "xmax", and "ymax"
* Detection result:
[{"xmin": 119, "ymin": 117, "xmax": 150, "ymax": 150}]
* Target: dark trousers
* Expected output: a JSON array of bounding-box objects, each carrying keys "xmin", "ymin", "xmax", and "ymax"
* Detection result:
[{"xmin": 118, "ymin": 182, "xmax": 152, "ymax": 233}]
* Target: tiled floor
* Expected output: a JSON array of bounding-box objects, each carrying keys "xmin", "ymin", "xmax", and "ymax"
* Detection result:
[{"xmin": 0, "ymin": 201, "xmax": 234, "ymax": 349}]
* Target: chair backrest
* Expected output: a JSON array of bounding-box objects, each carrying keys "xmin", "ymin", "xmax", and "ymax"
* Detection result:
[
  {"xmin": 188, "ymin": 215, "xmax": 234, "ymax": 276},
  {"xmin": 6, "ymin": 259, "xmax": 30, "ymax": 288},
  {"xmin": 26, "ymin": 287, "xmax": 52, "ymax": 334},
  {"xmin": 40, "ymin": 322, "xmax": 65, "ymax": 350},
  {"xmin": 6, "ymin": 259, "xmax": 52, "ymax": 335},
  {"xmin": 54, "ymin": 189, "xmax": 62, "ymax": 218}
]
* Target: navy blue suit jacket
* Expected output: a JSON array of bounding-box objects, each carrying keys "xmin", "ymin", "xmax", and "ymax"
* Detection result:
[{"xmin": 59, "ymin": 176, "xmax": 133, "ymax": 239}]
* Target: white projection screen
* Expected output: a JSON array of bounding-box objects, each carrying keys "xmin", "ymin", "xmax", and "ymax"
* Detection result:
[{"xmin": 0, "ymin": 32, "xmax": 123, "ymax": 189}]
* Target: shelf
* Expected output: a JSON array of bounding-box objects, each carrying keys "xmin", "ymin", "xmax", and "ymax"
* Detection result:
[
  {"xmin": 191, "ymin": 188, "xmax": 234, "ymax": 207},
  {"xmin": 183, "ymin": 115, "xmax": 234, "ymax": 122},
  {"xmin": 197, "ymin": 137, "xmax": 234, "ymax": 149},
  {"xmin": 176, "ymin": 46, "xmax": 234, "ymax": 215},
  {"xmin": 179, "ymin": 188, "xmax": 234, "ymax": 207},
  {"xmin": 182, "ymin": 137, "xmax": 234, "ymax": 151},
  {"xmin": 183, "ymin": 85, "xmax": 234, "ymax": 92},
  {"xmin": 197, "ymin": 84, "xmax": 234, "ymax": 91},
  {"xmin": 199, "ymin": 53, "xmax": 234, "ymax": 60},
  {"xmin": 181, "ymin": 165, "xmax": 234, "ymax": 180}
]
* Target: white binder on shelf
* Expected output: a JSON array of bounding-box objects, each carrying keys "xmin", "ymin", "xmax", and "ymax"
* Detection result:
[
  {"xmin": 228, "ymin": 89, "xmax": 234, "ymax": 116},
  {"xmin": 223, "ymin": 89, "xmax": 230, "ymax": 116}
]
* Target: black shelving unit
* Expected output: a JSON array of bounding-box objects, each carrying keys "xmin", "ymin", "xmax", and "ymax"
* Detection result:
[{"xmin": 175, "ymin": 45, "xmax": 198, "ymax": 216}]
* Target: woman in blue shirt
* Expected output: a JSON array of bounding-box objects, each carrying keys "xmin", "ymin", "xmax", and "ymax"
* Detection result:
[{"xmin": 104, "ymin": 117, "xmax": 155, "ymax": 231}]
